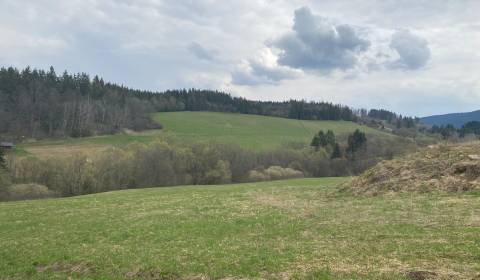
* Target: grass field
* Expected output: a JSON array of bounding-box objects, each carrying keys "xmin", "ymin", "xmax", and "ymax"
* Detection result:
[
  {"xmin": 19, "ymin": 112, "xmax": 393, "ymax": 157},
  {"xmin": 153, "ymin": 112, "xmax": 391, "ymax": 150},
  {"xmin": 17, "ymin": 132, "xmax": 164, "ymax": 158},
  {"xmin": 1, "ymin": 178, "xmax": 479, "ymax": 279}
]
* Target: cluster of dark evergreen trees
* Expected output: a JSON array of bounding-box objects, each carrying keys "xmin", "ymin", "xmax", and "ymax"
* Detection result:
[
  {"xmin": 151, "ymin": 90, "xmax": 357, "ymax": 120},
  {"xmin": 0, "ymin": 66, "xmax": 162, "ymax": 138},
  {"xmin": 0, "ymin": 66, "xmax": 358, "ymax": 139},
  {"xmin": 367, "ymin": 109, "xmax": 418, "ymax": 129},
  {"xmin": 310, "ymin": 129, "xmax": 366, "ymax": 159},
  {"xmin": 430, "ymin": 121, "xmax": 480, "ymax": 139}
]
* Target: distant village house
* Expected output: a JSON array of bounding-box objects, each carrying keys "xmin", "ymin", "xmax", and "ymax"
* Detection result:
[{"xmin": 0, "ymin": 142, "xmax": 15, "ymax": 149}]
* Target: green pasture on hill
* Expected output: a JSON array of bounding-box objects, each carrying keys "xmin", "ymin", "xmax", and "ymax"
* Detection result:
[
  {"xmin": 153, "ymin": 111, "xmax": 391, "ymax": 150},
  {"xmin": 18, "ymin": 112, "xmax": 392, "ymax": 157}
]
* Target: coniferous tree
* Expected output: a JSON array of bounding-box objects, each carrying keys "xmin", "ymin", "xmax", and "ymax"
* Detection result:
[
  {"xmin": 325, "ymin": 130, "xmax": 336, "ymax": 147},
  {"xmin": 331, "ymin": 143, "xmax": 342, "ymax": 159},
  {"xmin": 317, "ymin": 131, "xmax": 327, "ymax": 147},
  {"xmin": 311, "ymin": 130, "xmax": 338, "ymax": 152},
  {"xmin": 310, "ymin": 135, "xmax": 320, "ymax": 150},
  {"xmin": 346, "ymin": 129, "xmax": 367, "ymax": 155},
  {"xmin": 459, "ymin": 121, "xmax": 480, "ymax": 137}
]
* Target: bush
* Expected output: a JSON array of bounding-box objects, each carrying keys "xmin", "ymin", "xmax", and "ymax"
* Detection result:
[
  {"xmin": 6, "ymin": 184, "xmax": 56, "ymax": 201},
  {"xmin": 7, "ymin": 133, "xmax": 414, "ymax": 198},
  {"xmin": 203, "ymin": 160, "xmax": 232, "ymax": 184},
  {"xmin": 248, "ymin": 166, "xmax": 303, "ymax": 182},
  {"xmin": 0, "ymin": 169, "xmax": 11, "ymax": 200},
  {"xmin": 247, "ymin": 170, "xmax": 270, "ymax": 182}
]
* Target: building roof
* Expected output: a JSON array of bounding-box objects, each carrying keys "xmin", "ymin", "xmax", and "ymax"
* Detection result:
[{"xmin": 0, "ymin": 142, "xmax": 14, "ymax": 147}]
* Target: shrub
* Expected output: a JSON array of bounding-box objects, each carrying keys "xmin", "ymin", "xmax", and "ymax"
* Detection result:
[
  {"xmin": 265, "ymin": 166, "xmax": 303, "ymax": 180},
  {"xmin": 248, "ymin": 166, "xmax": 303, "ymax": 182},
  {"xmin": 0, "ymin": 169, "xmax": 11, "ymax": 200},
  {"xmin": 6, "ymin": 184, "xmax": 56, "ymax": 201},
  {"xmin": 247, "ymin": 170, "xmax": 269, "ymax": 182},
  {"xmin": 203, "ymin": 160, "xmax": 232, "ymax": 184},
  {"xmin": 7, "ymin": 133, "xmax": 411, "ymax": 197}
]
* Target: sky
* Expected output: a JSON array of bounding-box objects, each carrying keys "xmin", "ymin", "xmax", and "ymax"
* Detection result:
[{"xmin": 0, "ymin": 0, "xmax": 479, "ymax": 117}]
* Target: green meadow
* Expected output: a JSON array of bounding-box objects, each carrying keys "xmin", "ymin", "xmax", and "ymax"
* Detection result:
[
  {"xmin": 1, "ymin": 178, "xmax": 479, "ymax": 279},
  {"xmin": 18, "ymin": 112, "xmax": 393, "ymax": 157},
  {"xmin": 153, "ymin": 112, "xmax": 392, "ymax": 150}
]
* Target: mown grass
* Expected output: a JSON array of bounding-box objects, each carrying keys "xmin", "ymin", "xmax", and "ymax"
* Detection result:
[
  {"xmin": 18, "ymin": 112, "xmax": 393, "ymax": 157},
  {"xmin": 1, "ymin": 178, "xmax": 479, "ymax": 279}
]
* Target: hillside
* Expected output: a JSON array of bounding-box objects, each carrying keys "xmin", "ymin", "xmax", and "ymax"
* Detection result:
[
  {"xmin": 421, "ymin": 110, "xmax": 480, "ymax": 128},
  {"xmin": 347, "ymin": 141, "xmax": 480, "ymax": 194},
  {"xmin": 19, "ymin": 112, "xmax": 392, "ymax": 156},
  {"xmin": 153, "ymin": 112, "xmax": 393, "ymax": 150},
  {"xmin": 1, "ymin": 178, "xmax": 479, "ymax": 279}
]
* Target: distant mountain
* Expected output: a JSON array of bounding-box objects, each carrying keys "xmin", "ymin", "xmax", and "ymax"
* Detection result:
[{"xmin": 421, "ymin": 110, "xmax": 480, "ymax": 128}]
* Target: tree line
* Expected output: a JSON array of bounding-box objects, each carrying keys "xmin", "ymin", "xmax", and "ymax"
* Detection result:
[
  {"xmin": 0, "ymin": 66, "xmax": 432, "ymax": 142},
  {"xmin": 430, "ymin": 121, "xmax": 480, "ymax": 140},
  {"xmin": 0, "ymin": 131, "xmax": 417, "ymax": 201},
  {"xmin": 367, "ymin": 109, "xmax": 418, "ymax": 129},
  {"xmin": 0, "ymin": 66, "xmax": 361, "ymax": 139},
  {"xmin": 0, "ymin": 66, "xmax": 163, "ymax": 138}
]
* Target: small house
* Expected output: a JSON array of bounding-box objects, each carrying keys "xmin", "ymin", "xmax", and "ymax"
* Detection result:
[{"xmin": 0, "ymin": 142, "xmax": 15, "ymax": 149}]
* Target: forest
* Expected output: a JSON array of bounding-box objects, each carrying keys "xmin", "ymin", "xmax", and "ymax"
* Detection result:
[
  {"xmin": 430, "ymin": 121, "xmax": 480, "ymax": 139},
  {"xmin": 0, "ymin": 66, "xmax": 360, "ymax": 139}
]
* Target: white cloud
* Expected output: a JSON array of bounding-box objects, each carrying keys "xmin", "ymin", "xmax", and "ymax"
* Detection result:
[
  {"xmin": 232, "ymin": 48, "xmax": 302, "ymax": 85},
  {"xmin": 0, "ymin": 27, "xmax": 67, "ymax": 58},
  {"xmin": 0, "ymin": 0, "xmax": 478, "ymax": 116}
]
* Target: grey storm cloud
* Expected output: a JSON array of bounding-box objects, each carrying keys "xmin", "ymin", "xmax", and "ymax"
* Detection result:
[
  {"xmin": 231, "ymin": 60, "xmax": 299, "ymax": 86},
  {"xmin": 231, "ymin": 68, "xmax": 263, "ymax": 86},
  {"xmin": 273, "ymin": 6, "xmax": 370, "ymax": 72},
  {"xmin": 389, "ymin": 30, "xmax": 431, "ymax": 70},
  {"xmin": 187, "ymin": 42, "xmax": 217, "ymax": 62}
]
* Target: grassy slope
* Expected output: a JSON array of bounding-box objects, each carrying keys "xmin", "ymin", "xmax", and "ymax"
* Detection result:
[
  {"xmin": 1, "ymin": 178, "xmax": 479, "ymax": 279},
  {"xmin": 18, "ymin": 112, "xmax": 392, "ymax": 156},
  {"xmin": 153, "ymin": 112, "xmax": 391, "ymax": 150}
]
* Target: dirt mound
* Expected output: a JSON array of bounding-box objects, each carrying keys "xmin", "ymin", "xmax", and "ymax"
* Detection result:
[{"xmin": 346, "ymin": 142, "xmax": 480, "ymax": 194}]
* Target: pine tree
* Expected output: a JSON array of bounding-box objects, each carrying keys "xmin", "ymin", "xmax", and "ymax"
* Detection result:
[
  {"xmin": 331, "ymin": 143, "xmax": 342, "ymax": 159},
  {"xmin": 325, "ymin": 130, "xmax": 336, "ymax": 147},
  {"xmin": 346, "ymin": 129, "xmax": 367, "ymax": 154},
  {"xmin": 317, "ymin": 131, "xmax": 327, "ymax": 147},
  {"xmin": 310, "ymin": 135, "xmax": 320, "ymax": 150}
]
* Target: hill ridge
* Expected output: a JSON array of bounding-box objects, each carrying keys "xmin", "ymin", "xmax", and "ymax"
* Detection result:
[{"xmin": 421, "ymin": 109, "xmax": 480, "ymax": 128}]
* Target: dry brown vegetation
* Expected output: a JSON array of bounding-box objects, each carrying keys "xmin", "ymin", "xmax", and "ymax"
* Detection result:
[{"xmin": 346, "ymin": 141, "xmax": 480, "ymax": 194}]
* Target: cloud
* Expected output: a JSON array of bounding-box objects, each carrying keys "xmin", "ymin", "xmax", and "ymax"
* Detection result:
[
  {"xmin": 231, "ymin": 48, "xmax": 301, "ymax": 85},
  {"xmin": 272, "ymin": 6, "xmax": 370, "ymax": 72},
  {"xmin": 187, "ymin": 42, "xmax": 217, "ymax": 61},
  {"xmin": 0, "ymin": 26, "xmax": 67, "ymax": 58},
  {"xmin": 388, "ymin": 30, "xmax": 431, "ymax": 70},
  {"xmin": 0, "ymin": 1, "xmax": 478, "ymax": 116}
]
